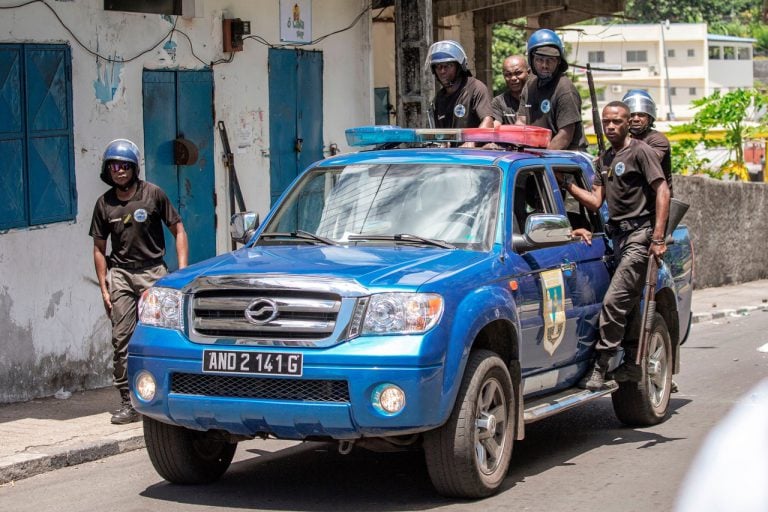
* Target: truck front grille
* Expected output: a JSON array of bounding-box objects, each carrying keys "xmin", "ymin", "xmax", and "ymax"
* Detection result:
[
  {"xmin": 191, "ymin": 290, "xmax": 342, "ymax": 341},
  {"xmin": 171, "ymin": 373, "xmax": 350, "ymax": 403}
]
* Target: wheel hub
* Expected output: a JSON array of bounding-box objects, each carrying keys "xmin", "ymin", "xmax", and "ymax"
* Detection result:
[{"xmin": 477, "ymin": 412, "xmax": 497, "ymax": 433}]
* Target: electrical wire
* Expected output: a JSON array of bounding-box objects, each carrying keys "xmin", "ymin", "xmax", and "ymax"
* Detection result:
[
  {"xmin": 0, "ymin": 0, "xmax": 181, "ymax": 64},
  {"xmin": 243, "ymin": 3, "xmax": 371, "ymax": 49}
]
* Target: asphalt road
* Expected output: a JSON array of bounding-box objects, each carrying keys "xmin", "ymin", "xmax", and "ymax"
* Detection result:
[{"xmin": 3, "ymin": 311, "xmax": 767, "ymax": 512}]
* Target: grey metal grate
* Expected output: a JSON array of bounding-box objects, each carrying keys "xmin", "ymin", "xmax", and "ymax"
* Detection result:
[{"xmin": 171, "ymin": 373, "xmax": 350, "ymax": 402}]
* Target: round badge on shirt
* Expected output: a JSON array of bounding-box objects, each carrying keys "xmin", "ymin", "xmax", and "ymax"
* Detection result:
[
  {"xmin": 614, "ymin": 162, "xmax": 626, "ymax": 176},
  {"xmin": 454, "ymin": 104, "xmax": 466, "ymax": 118},
  {"xmin": 133, "ymin": 208, "xmax": 148, "ymax": 223},
  {"xmin": 540, "ymin": 99, "xmax": 551, "ymax": 113}
]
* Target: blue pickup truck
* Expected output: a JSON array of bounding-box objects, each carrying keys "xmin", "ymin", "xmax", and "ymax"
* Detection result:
[{"xmin": 128, "ymin": 125, "xmax": 693, "ymax": 498}]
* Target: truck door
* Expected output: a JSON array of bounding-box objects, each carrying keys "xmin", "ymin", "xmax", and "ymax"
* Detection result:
[
  {"xmin": 551, "ymin": 163, "xmax": 612, "ymax": 351},
  {"xmin": 511, "ymin": 166, "xmax": 597, "ymax": 383}
]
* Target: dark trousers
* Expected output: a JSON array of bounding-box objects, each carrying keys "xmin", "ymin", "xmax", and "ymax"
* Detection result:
[
  {"xmin": 108, "ymin": 264, "xmax": 166, "ymax": 393},
  {"xmin": 597, "ymin": 226, "xmax": 652, "ymax": 352}
]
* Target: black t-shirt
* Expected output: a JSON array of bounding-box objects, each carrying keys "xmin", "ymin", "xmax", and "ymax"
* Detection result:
[
  {"xmin": 518, "ymin": 74, "xmax": 588, "ymax": 151},
  {"xmin": 433, "ymin": 76, "xmax": 493, "ymax": 128},
  {"xmin": 593, "ymin": 139, "xmax": 665, "ymax": 221},
  {"xmin": 89, "ymin": 181, "xmax": 181, "ymax": 266},
  {"xmin": 633, "ymin": 129, "xmax": 673, "ymax": 196},
  {"xmin": 491, "ymin": 91, "xmax": 521, "ymax": 125}
]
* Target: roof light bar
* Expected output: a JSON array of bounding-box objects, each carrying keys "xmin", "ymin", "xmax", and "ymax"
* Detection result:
[
  {"xmin": 345, "ymin": 125, "xmax": 552, "ymax": 149},
  {"xmin": 345, "ymin": 125, "xmax": 417, "ymax": 146}
]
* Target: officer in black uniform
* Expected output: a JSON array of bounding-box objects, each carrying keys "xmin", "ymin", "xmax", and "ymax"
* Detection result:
[
  {"xmin": 426, "ymin": 40, "xmax": 494, "ymax": 132},
  {"xmin": 90, "ymin": 139, "xmax": 189, "ymax": 423},
  {"xmin": 559, "ymin": 101, "xmax": 670, "ymax": 390}
]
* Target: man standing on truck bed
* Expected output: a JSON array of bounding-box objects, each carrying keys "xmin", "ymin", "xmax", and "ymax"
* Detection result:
[
  {"xmin": 622, "ymin": 89, "xmax": 674, "ymax": 196},
  {"xmin": 558, "ymin": 101, "xmax": 670, "ymax": 391},
  {"xmin": 517, "ymin": 29, "xmax": 588, "ymax": 151},
  {"xmin": 491, "ymin": 55, "xmax": 529, "ymax": 126},
  {"xmin": 90, "ymin": 139, "xmax": 189, "ymax": 424},
  {"xmin": 426, "ymin": 40, "xmax": 494, "ymax": 130}
]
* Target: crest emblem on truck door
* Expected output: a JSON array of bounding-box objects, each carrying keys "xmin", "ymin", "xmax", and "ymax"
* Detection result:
[{"xmin": 540, "ymin": 269, "xmax": 566, "ymax": 355}]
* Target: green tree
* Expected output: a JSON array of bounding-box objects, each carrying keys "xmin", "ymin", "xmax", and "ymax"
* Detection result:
[
  {"xmin": 672, "ymin": 88, "xmax": 768, "ymax": 178},
  {"xmin": 623, "ymin": 0, "xmax": 759, "ymax": 25}
]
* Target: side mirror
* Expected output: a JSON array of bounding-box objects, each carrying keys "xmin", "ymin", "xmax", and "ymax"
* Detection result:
[
  {"xmin": 513, "ymin": 214, "xmax": 573, "ymax": 252},
  {"xmin": 230, "ymin": 212, "xmax": 259, "ymax": 244}
]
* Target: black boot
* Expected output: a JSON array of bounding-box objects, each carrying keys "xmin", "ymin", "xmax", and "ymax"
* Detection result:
[
  {"xmin": 583, "ymin": 352, "xmax": 612, "ymax": 391},
  {"xmin": 613, "ymin": 347, "xmax": 642, "ymax": 383},
  {"xmin": 111, "ymin": 390, "xmax": 140, "ymax": 424}
]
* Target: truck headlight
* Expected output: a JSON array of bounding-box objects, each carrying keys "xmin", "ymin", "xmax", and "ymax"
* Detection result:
[
  {"xmin": 139, "ymin": 287, "xmax": 183, "ymax": 330},
  {"xmin": 362, "ymin": 293, "xmax": 443, "ymax": 334}
]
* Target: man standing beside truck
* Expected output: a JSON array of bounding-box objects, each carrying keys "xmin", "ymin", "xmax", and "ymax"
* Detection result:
[
  {"xmin": 90, "ymin": 139, "xmax": 189, "ymax": 424},
  {"xmin": 559, "ymin": 101, "xmax": 670, "ymax": 391}
]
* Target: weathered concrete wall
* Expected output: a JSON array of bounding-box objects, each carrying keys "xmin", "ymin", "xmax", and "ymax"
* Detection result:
[
  {"xmin": 0, "ymin": 0, "xmax": 373, "ymax": 403},
  {"xmin": 674, "ymin": 175, "xmax": 768, "ymax": 289}
]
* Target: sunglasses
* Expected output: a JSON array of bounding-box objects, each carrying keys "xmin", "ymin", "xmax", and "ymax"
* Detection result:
[{"xmin": 108, "ymin": 161, "xmax": 134, "ymax": 172}]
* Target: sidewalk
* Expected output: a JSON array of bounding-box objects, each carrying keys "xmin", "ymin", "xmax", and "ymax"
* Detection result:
[{"xmin": 1, "ymin": 279, "xmax": 767, "ymax": 485}]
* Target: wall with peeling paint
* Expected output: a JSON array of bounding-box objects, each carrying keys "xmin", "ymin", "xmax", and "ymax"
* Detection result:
[{"xmin": 0, "ymin": 0, "xmax": 373, "ymax": 403}]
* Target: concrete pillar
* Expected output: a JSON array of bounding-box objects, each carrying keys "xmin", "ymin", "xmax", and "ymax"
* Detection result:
[{"xmin": 395, "ymin": 0, "xmax": 434, "ymax": 128}]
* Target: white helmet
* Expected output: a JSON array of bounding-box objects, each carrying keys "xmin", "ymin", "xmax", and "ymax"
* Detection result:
[{"xmin": 425, "ymin": 40, "xmax": 471, "ymax": 75}]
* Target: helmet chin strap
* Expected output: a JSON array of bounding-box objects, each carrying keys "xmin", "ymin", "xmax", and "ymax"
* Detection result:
[{"xmin": 115, "ymin": 174, "xmax": 138, "ymax": 192}]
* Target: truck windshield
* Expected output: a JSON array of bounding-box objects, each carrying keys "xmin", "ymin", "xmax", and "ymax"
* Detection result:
[{"xmin": 260, "ymin": 163, "xmax": 501, "ymax": 251}]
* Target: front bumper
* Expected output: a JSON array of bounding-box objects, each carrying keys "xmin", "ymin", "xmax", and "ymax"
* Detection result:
[{"xmin": 127, "ymin": 326, "xmax": 448, "ymax": 440}]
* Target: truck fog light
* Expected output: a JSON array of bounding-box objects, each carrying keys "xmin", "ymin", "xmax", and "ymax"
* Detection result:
[
  {"xmin": 135, "ymin": 371, "xmax": 156, "ymax": 402},
  {"xmin": 372, "ymin": 384, "xmax": 405, "ymax": 415}
]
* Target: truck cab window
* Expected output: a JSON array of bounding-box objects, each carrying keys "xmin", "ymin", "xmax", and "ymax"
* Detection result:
[
  {"xmin": 554, "ymin": 166, "xmax": 602, "ymax": 233},
  {"xmin": 513, "ymin": 168, "xmax": 554, "ymax": 235}
]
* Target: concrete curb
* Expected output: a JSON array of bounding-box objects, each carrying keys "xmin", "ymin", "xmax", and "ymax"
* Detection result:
[
  {"xmin": 0, "ymin": 431, "xmax": 145, "ymax": 485},
  {"xmin": 691, "ymin": 304, "xmax": 768, "ymax": 324}
]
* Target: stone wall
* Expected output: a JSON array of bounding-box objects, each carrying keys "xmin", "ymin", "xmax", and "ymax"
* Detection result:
[{"xmin": 674, "ymin": 175, "xmax": 768, "ymax": 289}]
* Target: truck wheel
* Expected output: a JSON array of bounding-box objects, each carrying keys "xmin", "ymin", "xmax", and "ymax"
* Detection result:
[
  {"xmin": 611, "ymin": 312, "xmax": 673, "ymax": 426},
  {"xmin": 143, "ymin": 416, "xmax": 237, "ymax": 484},
  {"xmin": 423, "ymin": 349, "xmax": 515, "ymax": 498}
]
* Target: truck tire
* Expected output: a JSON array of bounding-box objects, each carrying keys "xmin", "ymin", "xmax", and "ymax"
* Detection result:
[
  {"xmin": 423, "ymin": 349, "xmax": 515, "ymax": 498},
  {"xmin": 611, "ymin": 312, "xmax": 673, "ymax": 426},
  {"xmin": 143, "ymin": 416, "xmax": 237, "ymax": 484}
]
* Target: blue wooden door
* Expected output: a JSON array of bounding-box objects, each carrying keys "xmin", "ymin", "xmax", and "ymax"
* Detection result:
[
  {"xmin": 142, "ymin": 69, "xmax": 215, "ymax": 269},
  {"xmin": 268, "ymin": 49, "xmax": 324, "ymax": 207}
]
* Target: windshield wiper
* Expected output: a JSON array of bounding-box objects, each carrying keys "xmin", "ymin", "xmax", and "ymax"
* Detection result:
[
  {"xmin": 259, "ymin": 230, "xmax": 336, "ymax": 245},
  {"xmin": 348, "ymin": 233, "xmax": 456, "ymax": 249}
]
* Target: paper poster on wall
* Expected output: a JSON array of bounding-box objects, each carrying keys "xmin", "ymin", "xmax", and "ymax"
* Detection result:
[{"xmin": 280, "ymin": 0, "xmax": 312, "ymax": 44}]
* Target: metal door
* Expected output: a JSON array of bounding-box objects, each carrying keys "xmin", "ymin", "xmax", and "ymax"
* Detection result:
[
  {"xmin": 142, "ymin": 69, "xmax": 215, "ymax": 269},
  {"xmin": 268, "ymin": 49, "xmax": 324, "ymax": 208}
]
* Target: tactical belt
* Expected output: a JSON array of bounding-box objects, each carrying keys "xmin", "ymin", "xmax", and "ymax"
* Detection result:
[
  {"xmin": 605, "ymin": 214, "xmax": 652, "ymax": 237},
  {"xmin": 110, "ymin": 257, "xmax": 164, "ymax": 271}
]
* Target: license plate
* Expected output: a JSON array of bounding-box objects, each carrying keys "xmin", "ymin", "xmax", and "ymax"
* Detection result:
[{"xmin": 202, "ymin": 350, "xmax": 303, "ymax": 376}]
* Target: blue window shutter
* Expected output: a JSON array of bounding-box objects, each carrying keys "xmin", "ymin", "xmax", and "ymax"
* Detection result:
[
  {"xmin": 25, "ymin": 45, "xmax": 76, "ymax": 225},
  {"xmin": 0, "ymin": 46, "xmax": 26, "ymax": 230}
]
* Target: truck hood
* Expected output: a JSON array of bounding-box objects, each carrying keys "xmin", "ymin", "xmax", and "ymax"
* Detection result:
[{"xmin": 160, "ymin": 245, "xmax": 492, "ymax": 291}]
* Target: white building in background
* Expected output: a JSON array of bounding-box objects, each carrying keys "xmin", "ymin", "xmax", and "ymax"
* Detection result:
[{"xmin": 561, "ymin": 23, "xmax": 756, "ymax": 121}]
